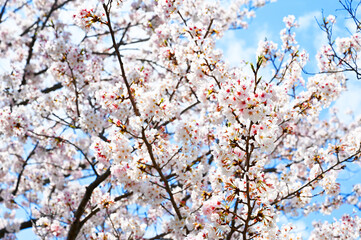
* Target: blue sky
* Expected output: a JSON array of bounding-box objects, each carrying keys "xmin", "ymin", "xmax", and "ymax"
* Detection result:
[
  {"xmin": 11, "ymin": 0, "xmax": 361, "ymax": 239},
  {"xmin": 219, "ymin": 0, "xmax": 346, "ymax": 66},
  {"xmin": 218, "ymin": 0, "xmax": 361, "ymax": 122},
  {"xmin": 217, "ymin": 0, "xmax": 361, "ymax": 238}
]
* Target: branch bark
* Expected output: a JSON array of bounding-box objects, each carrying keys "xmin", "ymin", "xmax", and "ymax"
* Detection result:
[
  {"xmin": 67, "ymin": 168, "xmax": 111, "ymax": 240},
  {"xmin": 103, "ymin": 3, "xmax": 140, "ymax": 116},
  {"xmin": 0, "ymin": 219, "xmax": 35, "ymax": 238}
]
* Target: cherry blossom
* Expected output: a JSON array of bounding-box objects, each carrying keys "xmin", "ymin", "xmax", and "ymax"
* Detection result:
[{"xmin": 0, "ymin": 0, "xmax": 361, "ymax": 239}]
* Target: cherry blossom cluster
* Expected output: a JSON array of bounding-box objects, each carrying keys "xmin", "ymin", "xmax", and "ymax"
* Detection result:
[
  {"xmin": 310, "ymin": 214, "xmax": 361, "ymax": 239},
  {"xmin": 73, "ymin": 8, "xmax": 104, "ymax": 31},
  {"xmin": 1, "ymin": 0, "xmax": 361, "ymax": 239}
]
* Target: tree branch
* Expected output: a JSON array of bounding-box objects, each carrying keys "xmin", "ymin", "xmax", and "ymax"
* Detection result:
[
  {"xmin": 103, "ymin": 3, "xmax": 140, "ymax": 116},
  {"xmin": 67, "ymin": 168, "xmax": 111, "ymax": 240},
  {"xmin": 0, "ymin": 219, "xmax": 35, "ymax": 238}
]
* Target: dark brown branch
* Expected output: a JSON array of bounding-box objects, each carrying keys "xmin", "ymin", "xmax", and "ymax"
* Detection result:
[
  {"xmin": 41, "ymin": 82, "xmax": 63, "ymax": 93},
  {"xmin": 146, "ymin": 232, "xmax": 171, "ymax": 240},
  {"xmin": 141, "ymin": 129, "xmax": 183, "ymax": 222},
  {"xmin": 20, "ymin": 19, "xmax": 40, "ymax": 37},
  {"xmin": 272, "ymin": 148, "xmax": 361, "ymax": 205},
  {"xmin": 28, "ymin": 131, "xmax": 99, "ymax": 176},
  {"xmin": 0, "ymin": 162, "xmax": 92, "ymax": 203},
  {"xmin": 11, "ymin": 82, "xmax": 62, "ymax": 107},
  {"xmin": 115, "ymin": 22, "xmax": 131, "ymax": 50},
  {"xmin": 203, "ymin": 19, "xmax": 214, "ymax": 39},
  {"xmin": 103, "ymin": 3, "xmax": 140, "ymax": 116},
  {"xmin": 0, "ymin": 219, "xmax": 35, "ymax": 238},
  {"xmin": 67, "ymin": 168, "xmax": 111, "ymax": 240},
  {"xmin": 157, "ymin": 100, "xmax": 200, "ymax": 129},
  {"xmin": 34, "ymin": 67, "xmax": 48, "ymax": 76},
  {"xmin": 21, "ymin": 21, "xmax": 40, "ymax": 87},
  {"xmin": 226, "ymin": 199, "xmax": 239, "ymax": 240},
  {"xmin": 0, "ymin": 0, "xmax": 9, "ymax": 23},
  {"xmin": 12, "ymin": 142, "xmax": 38, "ymax": 196},
  {"xmin": 78, "ymin": 191, "xmax": 133, "ymax": 231},
  {"xmin": 40, "ymin": 0, "xmax": 74, "ymax": 30},
  {"xmin": 92, "ymin": 38, "xmax": 151, "ymax": 57},
  {"xmin": 64, "ymin": 56, "xmax": 81, "ymax": 117}
]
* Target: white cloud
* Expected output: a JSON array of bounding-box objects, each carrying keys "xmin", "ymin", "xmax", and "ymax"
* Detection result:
[
  {"xmin": 298, "ymin": 11, "xmax": 322, "ymax": 31},
  {"xmin": 344, "ymin": 18, "xmax": 358, "ymax": 34},
  {"xmin": 293, "ymin": 219, "xmax": 309, "ymax": 239},
  {"xmin": 278, "ymin": 214, "xmax": 309, "ymax": 239},
  {"xmin": 222, "ymin": 31, "xmax": 256, "ymax": 65},
  {"xmin": 218, "ymin": 28, "xmax": 272, "ymax": 66},
  {"xmin": 312, "ymin": 30, "xmax": 328, "ymax": 53},
  {"xmin": 333, "ymin": 79, "xmax": 361, "ymax": 123},
  {"xmin": 0, "ymin": 59, "xmax": 10, "ymax": 73},
  {"xmin": 296, "ymin": 11, "xmax": 328, "ymax": 56}
]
